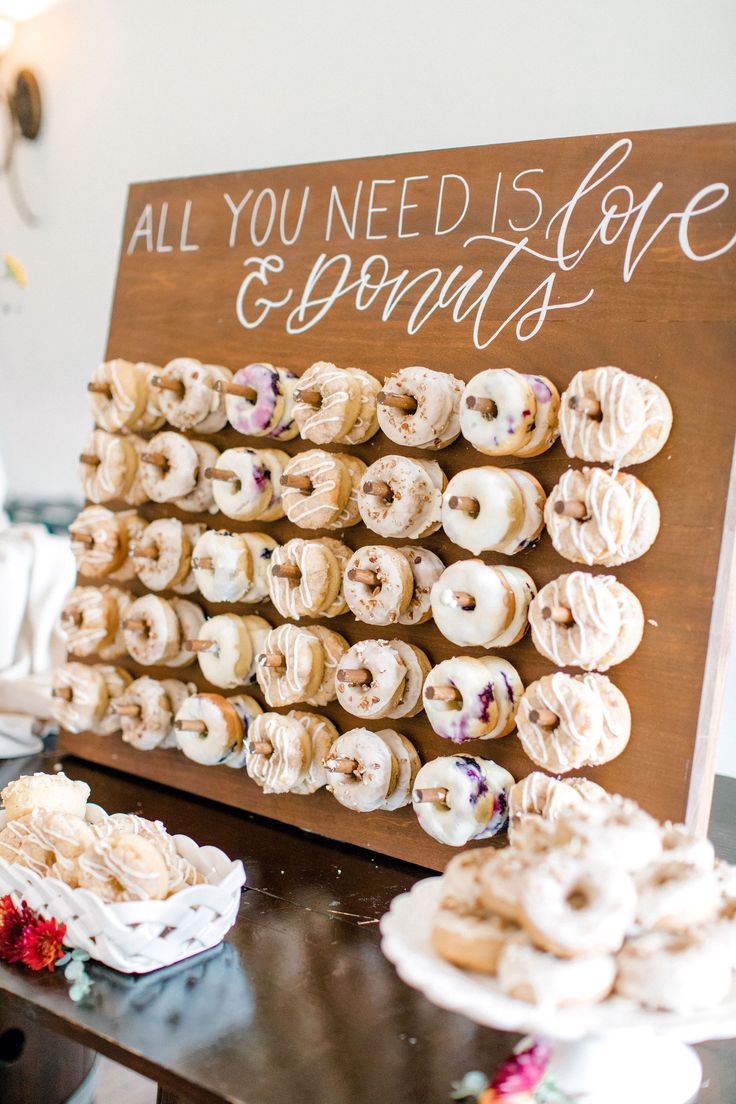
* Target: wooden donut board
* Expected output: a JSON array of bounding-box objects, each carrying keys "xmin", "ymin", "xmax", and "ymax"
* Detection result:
[{"xmin": 61, "ymin": 123, "xmax": 736, "ymax": 870}]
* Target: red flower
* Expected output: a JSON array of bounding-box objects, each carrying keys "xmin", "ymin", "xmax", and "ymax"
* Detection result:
[
  {"xmin": 489, "ymin": 1040, "xmax": 553, "ymax": 1094},
  {"xmin": 0, "ymin": 897, "xmax": 32, "ymax": 963},
  {"xmin": 20, "ymin": 916, "xmax": 67, "ymax": 972}
]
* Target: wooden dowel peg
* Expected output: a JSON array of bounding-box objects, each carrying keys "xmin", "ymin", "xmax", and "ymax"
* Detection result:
[
  {"xmin": 337, "ymin": 667, "xmax": 371, "ymax": 686},
  {"xmin": 130, "ymin": 544, "xmax": 158, "ymax": 560},
  {"xmin": 553, "ymin": 500, "xmax": 588, "ymax": 519},
  {"xmin": 52, "ymin": 686, "xmax": 72, "ymax": 701},
  {"xmin": 259, "ymin": 652, "xmax": 285, "ymax": 669},
  {"xmin": 191, "ymin": 556, "xmax": 214, "ymax": 570},
  {"xmin": 465, "ymin": 395, "xmax": 498, "ymax": 418},
  {"xmin": 528, "ymin": 707, "xmax": 559, "ymax": 728},
  {"xmin": 377, "ymin": 390, "xmax": 417, "ymax": 414},
  {"xmin": 122, "ymin": 618, "xmax": 148, "ymax": 632},
  {"xmin": 151, "ymin": 374, "xmax": 184, "ymax": 396},
  {"xmin": 362, "ymin": 479, "xmax": 393, "ymax": 500},
  {"xmin": 347, "ymin": 567, "xmax": 380, "ymax": 587},
  {"xmin": 249, "ymin": 740, "xmax": 273, "ymax": 756},
  {"xmin": 142, "ymin": 451, "xmax": 168, "ymax": 470},
  {"xmin": 295, "ymin": 387, "xmax": 321, "ymax": 406},
  {"xmin": 87, "ymin": 381, "xmax": 111, "ymax": 396},
  {"xmin": 542, "ymin": 605, "xmax": 574, "ymax": 625},
  {"xmin": 61, "ymin": 611, "xmax": 82, "ymax": 626},
  {"xmin": 271, "ymin": 563, "xmax": 302, "ymax": 581},
  {"xmin": 448, "ymin": 495, "xmax": 480, "ymax": 517},
  {"xmin": 569, "ymin": 395, "xmax": 602, "ymax": 418},
  {"xmin": 280, "ymin": 473, "xmax": 313, "ymax": 492},
  {"xmin": 413, "ymin": 787, "xmax": 448, "ymax": 804},
  {"xmin": 70, "ymin": 531, "xmax": 94, "ymax": 546},
  {"xmin": 175, "ymin": 719, "xmax": 207, "ymax": 734},
  {"xmin": 184, "ymin": 639, "xmax": 219, "ymax": 654},
  {"xmin": 425, "ymin": 685, "xmax": 462, "ymax": 703},
  {"xmin": 445, "ymin": 590, "xmax": 476, "ymax": 611},
  {"xmin": 78, "ymin": 453, "xmax": 100, "ymax": 466},
  {"xmin": 214, "ymin": 379, "xmax": 257, "ymax": 402},
  {"xmin": 324, "ymin": 756, "xmax": 358, "ymax": 774},
  {"xmin": 204, "ymin": 467, "xmax": 239, "ymax": 484},
  {"xmin": 113, "ymin": 703, "xmax": 141, "ymax": 717}
]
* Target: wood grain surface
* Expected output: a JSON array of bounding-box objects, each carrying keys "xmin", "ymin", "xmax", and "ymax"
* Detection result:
[{"xmin": 61, "ymin": 123, "xmax": 736, "ymax": 869}]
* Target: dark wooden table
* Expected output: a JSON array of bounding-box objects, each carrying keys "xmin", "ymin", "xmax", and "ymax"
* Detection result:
[{"xmin": 0, "ymin": 753, "xmax": 734, "ymax": 1104}]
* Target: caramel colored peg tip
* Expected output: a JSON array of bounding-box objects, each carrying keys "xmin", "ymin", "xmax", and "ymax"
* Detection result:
[
  {"xmin": 361, "ymin": 479, "xmax": 393, "ymax": 501},
  {"xmin": 205, "ymin": 467, "xmax": 239, "ymax": 484},
  {"xmin": 542, "ymin": 605, "xmax": 574, "ymax": 625},
  {"xmin": 78, "ymin": 452, "xmax": 100, "ymax": 466},
  {"xmin": 271, "ymin": 562, "xmax": 302, "ymax": 581},
  {"xmin": 444, "ymin": 590, "xmax": 476, "ymax": 612},
  {"xmin": 448, "ymin": 494, "xmax": 480, "ymax": 517},
  {"xmin": 528, "ymin": 707, "xmax": 559, "ymax": 728},
  {"xmin": 175, "ymin": 718, "xmax": 207, "ymax": 733},
  {"xmin": 294, "ymin": 387, "xmax": 322, "ymax": 406},
  {"xmin": 249, "ymin": 740, "xmax": 273, "ymax": 756},
  {"xmin": 122, "ymin": 618, "xmax": 147, "ymax": 632},
  {"xmin": 347, "ymin": 567, "xmax": 379, "ymax": 587},
  {"xmin": 413, "ymin": 787, "xmax": 448, "ymax": 804},
  {"xmin": 553, "ymin": 500, "xmax": 587, "ymax": 519},
  {"xmin": 184, "ymin": 639, "xmax": 219, "ymax": 654},
  {"xmin": 87, "ymin": 381, "xmax": 111, "ymax": 396},
  {"xmin": 324, "ymin": 756, "xmax": 358, "ymax": 775},
  {"xmin": 465, "ymin": 395, "xmax": 498, "ymax": 418},
  {"xmin": 425, "ymin": 685, "xmax": 462, "ymax": 703},
  {"xmin": 336, "ymin": 667, "xmax": 370, "ymax": 686},
  {"xmin": 51, "ymin": 686, "xmax": 72, "ymax": 701},
  {"xmin": 113, "ymin": 703, "xmax": 141, "ymax": 717},
  {"xmin": 568, "ymin": 394, "xmax": 602, "ymax": 418},
  {"xmin": 280, "ymin": 473, "xmax": 313, "ymax": 492},
  {"xmin": 259, "ymin": 652, "xmax": 285, "ymax": 669},
  {"xmin": 70, "ymin": 530, "xmax": 94, "ymax": 546},
  {"xmin": 151, "ymin": 374, "xmax": 184, "ymax": 396},
  {"xmin": 141, "ymin": 451, "xmax": 168, "ymax": 470},
  {"xmin": 377, "ymin": 390, "xmax": 417, "ymax": 414},
  {"xmin": 191, "ymin": 555, "xmax": 214, "ymax": 570},
  {"xmin": 130, "ymin": 544, "xmax": 158, "ymax": 560},
  {"xmin": 214, "ymin": 379, "xmax": 257, "ymax": 401}
]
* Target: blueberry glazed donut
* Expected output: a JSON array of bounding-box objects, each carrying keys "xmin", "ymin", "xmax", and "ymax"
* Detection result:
[
  {"xmin": 423, "ymin": 656, "xmax": 523, "ymax": 743},
  {"xmin": 175, "ymin": 692, "xmax": 248, "ymax": 766},
  {"xmin": 459, "ymin": 368, "xmax": 537, "ymax": 456},
  {"xmin": 411, "ymin": 755, "xmax": 514, "ymax": 845},
  {"xmin": 224, "ymin": 362, "xmax": 299, "ymax": 440}
]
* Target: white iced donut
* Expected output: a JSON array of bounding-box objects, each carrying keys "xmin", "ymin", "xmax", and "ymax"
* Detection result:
[
  {"xmin": 545, "ymin": 467, "xmax": 633, "ymax": 566},
  {"xmin": 395, "ymin": 546, "xmax": 444, "ymax": 626},
  {"xmin": 280, "ymin": 449, "xmax": 351, "ymax": 530},
  {"xmin": 130, "ymin": 518, "xmax": 192, "ymax": 591},
  {"xmin": 225, "ymin": 694, "xmax": 264, "ymax": 766},
  {"xmin": 515, "ymin": 374, "xmax": 561, "ymax": 458},
  {"xmin": 529, "ymin": 572, "xmax": 623, "ymax": 671},
  {"xmin": 157, "ymin": 678, "xmax": 196, "ymax": 746},
  {"xmin": 241, "ymin": 532, "xmax": 279, "ymax": 602},
  {"xmin": 255, "ymin": 623, "xmax": 325, "ymax": 707},
  {"xmin": 358, "ymin": 455, "xmax": 443, "ymax": 539},
  {"xmin": 493, "ymin": 471, "xmax": 546, "ymax": 555},
  {"xmin": 441, "ymin": 467, "xmax": 525, "ymax": 555},
  {"xmin": 209, "ymin": 447, "xmax": 273, "ymax": 521},
  {"xmin": 459, "ymin": 368, "xmax": 536, "ymax": 455},
  {"xmin": 615, "ymin": 931, "xmax": 730, "ymax": 1013},
  {"xmin": 61, "ymin": 585, "xmax": 122, "ymax": 658},
  {"xmin": 173, "ymin": 439, "xmax": 218, "ymax": 513},
  {"xmin": 168, "ymin": 523, "xmax": 204, "ymax": 596},
  {"xmin": 497, "ymin": 937, "xmax": 616, "ymax": 1006},
  {"xmin": 618, "ymin": 376, "xmax": 673, "ymax": 466},
  {"xmin": 117, "ymin": 676, "xmax": 175, "ymax": 751},
  {"xmin": 253, "ymin": 447, "xmax": 290, "ymax": 522},
  {"xmin": 70, "ymin": 506, "xmax": 132, "ymax": 577},
  {"xmin": 423, "ymin": 656, "xmax": 522, "ymax": 743},
  {"xmin": 343, "ymin": 545, "xmax": 414, "ymax": 626},
  {"xmin": 375, "ymin": 729, "xmax": 421, "ymax": 810},
  {"xmin": 246, "ymin": 712, "xmax": 311, "ymax": 793},
  {"xmin": 289, "ymin": 710, "xmax": 340, "ymax": 794},
  {"xmin": 87, "ymin": 359, "xmax": 149, "ymax": 433},
  {"xmin": 79, "ymin": 430, "xmax": 139, "ymax": 504},
  {"xmin": 385, "ymin": 641, "xmax": 431, "ymax": 720},
  {"xmin": 335, "ymin": 639, "xmax": 407, "ymax": 720},
  {"xmin": 411, "ymin": 755, "xmax": 514, "ymax": 846},
  {"xmin": 50, "ymin": 663, "xmax": 108, "ymax": 732},
  {"xmin": 139, "ymin": 431, "xmax": 199, "ymax": 502},
  {"xmin": 430, "ymin": 560, "xmax": 514, "ymax": 647},
  {"xmin": 303, "ymin": 625, "xmax": 348, "ymax": 707},
  {"xmin": 268, "ymin": 538, "xmax": 342, "ymax": 619},
  {"xmin": 166, "ymin": 598, "xmax": 205, "ymax": 668},
  {"xmin": 192, "ymin": 530, "xmax": 253, "ymax": 603},
  {"xmin": 491, "ymin": 566, "xmax": 537, "ymax": 647},
  {"xmin": 190, "ymin": 614, "xmax": 254, "ymax": 689},
  {"xmin": 325, "ymin": 728, "xmax": 398, "ymax": 812},
  {"xmin": 293, "ymin": 362, "xmax": 362, "ymax": 443},
  {"xmin": 559, "ymin": 366, "xmax": 646, "ymax": 464},
  {"xmin": 175, "ymin": 692, "xmax": 245, "ymax": 765},
  {"xmin": 377, "ymin": 366, "xmax": 464, "ymax": 448},
  {"xmin": 123, "ymin": 594, "xmax": 181, "ymax": 665}
]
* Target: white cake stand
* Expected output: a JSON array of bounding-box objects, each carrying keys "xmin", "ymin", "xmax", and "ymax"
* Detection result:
[{"xmin": 380, "ymin": 878, "xmax": 736, "ymax": 1104}]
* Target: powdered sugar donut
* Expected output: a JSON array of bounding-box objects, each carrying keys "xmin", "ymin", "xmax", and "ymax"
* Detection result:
[
  {"xmin": 325, "ymin": 728, "xmax": 398, "ymax": 812},
  {"xmin": 529, "ymin": 572, "xmax": 622, "ymax": 671},
  {"xmin": 545, "ymin": 467, "xmax": 633, "ymax": 565},
  {"xmin": 154, "ymin": 358, "xmax": 230, "ymax": 431},
  {"xmin": 123, "ymin": 594, "xmax": 181, "ymax": 665},
  {"xmin": 255, "ymin": 623, "xmax": 324, "ymax": 707},
  {"xmin": 241, "ymin": 533, "xmax": 279, "ymax": 603},
  {"xmin": 246, "ymin": 712, "xmax": 311, "ymax": 794},
  {"xmin": 343, "ymin": 545, "xmax": 414, "ymax": 626},
  {"xmin": 303, "ymin": 625, "xmax": 348, "ymax": 707},
  {"xmin": 430, "ymin": 560, "xmax": 514, "ymax": 648},
  {"xmin": 497, "ymin": 937, "xmax": 615, "ymax": 1006},
  {"xmin": 78, "ymin": 833, "xmax": 169, "ymax": 903},
  {"xmin": 335, "ymin": 638, "xmax": 407, "ymax": 720},
  {"xmin": 615, "ymin": 931, "xmax": 730, "ymax": 1013},
  {"xmin": 441, "ymin": 467, "xmax": 525, "ymax": 555},
  {"xmin": 293, "ymin": 362, "xmax": 362, "ymax": 443},
  {"xmin": 336, "ymin": 368, "xmax": 380, "ymax": 445},
  {"xmin": 396, "ymin": 546, "xmax": 444, "ymax": 626},
  {"xmin": 619, "ymin": 376, "xmax": 673, "ymax": 466},
  {"xmin": 173, "ymin": 439, "xmax": 218, "ymax": 514},
  {"xmin": 87, "ymin": 359, "xmax": 149, "ymax": 433},
  {"xmin": 79, "ymin": 430, "xmax": 139, "ymax": 504},
  {"xmin": 70, "ymin": 506, "xmax": 132, "ymax": 577},
  {"xmin": 288, "ymin": 710, "xmax": 340, "ymax": 795},
  {"xmin": 51, "ymin": 663, "xmax": 108, "ymax": 732},
  {"xmin": 515, "ymin": 374, "xmax": 561, "ymax": 458},
  {"xmin": 377, "ymin": 366, "xmax": 464, "ymax": 448},
  {"xmin": 460, "ymin": 368, "xmax": 537, "ymax": 456},
  {"xmin": 560, "ymin": 366, "xmax": 646, "ymax": 464},
  {"xmin": 175, "ymin": 692, "xmax": 244, "ymax": 766},
  {"xmin": 412, "ymin": 755, "xmax": 513, "ymax": 846},
  {"xmin": 268, "ymin": 538, "xmax": 342, "ymax": 620},
  {"xmin": 358, "ymin": 455, "xmax": 444, "ymax": 539},
  {"xmin": 280, "ymin": 449, "xmax": 351, "ymax": 530},
  {"xmin": 423, "ymin": 656, "xmax": 522, "ymax": 743}
]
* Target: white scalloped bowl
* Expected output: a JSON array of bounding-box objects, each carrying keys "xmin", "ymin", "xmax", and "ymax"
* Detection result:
[{"xmin": 0, "ymin": 805, "xmax": 246, "ymax": 974}]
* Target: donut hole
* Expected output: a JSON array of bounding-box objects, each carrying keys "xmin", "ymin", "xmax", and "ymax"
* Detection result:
[{"xmin": 566, "ymin": 886, "xmax": 590, "ymax": 911}]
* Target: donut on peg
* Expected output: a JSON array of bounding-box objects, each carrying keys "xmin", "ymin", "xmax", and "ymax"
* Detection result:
[
  {"xmin": 411, "ymin": 755, "xmax": 514, "ymax": 845},
  {"xmin": 515, "ymin": 374, "xmax": 561, "ymax": 458},
  {"xmin": 430, "ymin": 559, "xmax": 535, "ymax": 648},
  {"xmin": 129, "ymin": 518, "xmax": 193, "ymax": 591},
  {"xmin": 441, "ymin": 467, "xmax": 527, "ymax": 555},
  {"xmin": 254, "ymin": 447, "xmax": 290, "ymax": 522},
  {"xmin": 60, "ymin": 585, "xmax": 124, "ymax": 658},
  {"xmin": 78, "ymin": 430, "xmax": 141, "ymax": 504},
  {"xmin": 106, "ymin": 511, "xmax": 147, "ymax": 584},
  {"xmin": 208, "ymin": 447, "xmax": 275, "ymax": 521},
  {"xmin": 223, "ymin": 362, "xmax": 299, "ymax": 439},
  {"xmin": 342, "ymin": 545, "xmax": 414, "ymax": 626},
  {"xmin": 335, "ymin": 639, "xmax": 407, "ymax": 720},
  {"xmin": 245, "ymin": 712, "xmax": 312, "ymax": 794},
  {"xmin": 175, "ymin": 692, "xmax": 247, "ymax": 766},
  {"xmin": 396, "ymin": 546, "xmax": 444, "ymax": 626},
  {"xmin": 187, "ymin": 613, "xmax": 255, "ymax": 688},
  {"xmin": 293, "ymin": 362, "xmax": 363, "ymax": 444},
  {"xmin": 241, "ymin": 532, "xmax": 279, "ymax": 602},
  {"xmin": 320, "ymin": 538, "xmax": 351, "ymax": 616},
  {"xmin": 303, "ymin": 625, "xmax": 349, "ymax": 707},
  {"xmin": 377, "ymin": 366, "xmax": 464, "ymax": 449},
  {"xmin": 165, "ymin": 597, "xmax": 206, "ymax": 668},
  {"xmin": 173, "ymin": 439, "xmax": 218, "ymax": 513},
  {"xmin": 459, "ymin": 368, "xmax": 537, "ymax": 456},
  {"xmin": 494, "ymin": 470, "xmax": 547, "ymax": 555},
  {"xmin": 69, "ymin": 505, "xmax": 133, "ymax": 578},
  {"xmin": 136, "ymin": 431, "xmax": 197, "ymax": 503},
  {"xmin": 268, "ymin": 538, "xmax": 343, "ymax": 620},
  {"xmin": 336, "ymin": 369, "xmax": 380, "ymax": 445},
  {"xmin": 280, "ymin": 449, "xmax": 352, "ymax": 530},
  {"xmin": 423, "ymin": 656, "xmax": 523, "ymax": 743},
  {"xmin": 559, "ymin": 366, "xmax": 648, "ymax": 465},
  {"xmin": 326, "ymin": 453, "xmax": 366, "ymax": 530},
  {"xmin": 122, "ymin": 594, "xmax": 181, "ymax": 666},
  {"xmin": 169, "ymin": 523, "xmax": 205, "ymax": 594},
  {"xmin": 384, "ymin": 640, "xmax": 431, "ymax": 720},
  {"xmin": 191, "ymin": 530, "xmax": 254, "ymax": 603},
  {"xmin": 288, "ymin": 710, "xmax": 340, "ymax": 794},
  {"xmin": 255, "ymin": 623, "xmax": 325, "ymax": 707},
  {"xmin": 89, "ymin": 665, "xmax": 133, "ymax": 735},
  {"xmin": 225, "ymin": 693, "xmax": 264, "ymax": 766},
  {"xmin": 152, "ymin": 358, "xmax": 232, "ymax": 433},
  {"xmin": 87, "ymin": 360, "xmax": 155, "ymax": 433},
  {"xmin": 50, "ymin": 662, "xmax": 109, "ymax": 733},
  {"xmin": 324, "ymin": 728, "xmax": 400, "ymax": 812},
  {"xmin": 357, "ymin": 455, "xmax": 444, "ymax": 539},
  {"xmin": 115, "ymin": 676, "xmax": 176, "ymax": 751}
]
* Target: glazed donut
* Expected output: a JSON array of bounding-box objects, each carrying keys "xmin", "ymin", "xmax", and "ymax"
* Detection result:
[
  {"xmin": 336, "ymin": 369, "xmax": 380, "ymax": 445},
  {"xmin": 604, "ymin": 472, "xmax": 660, "ymax": 566},
  {"xmin": 138, "ymin": 431, "xmax": 199, "ymax": 502},
  {"xmin": 240, "ymin": 532, "xmax": 279, "ymax": 603},
  {"xmin": 225, "ymin": 693, "xmax": 264, "ymax": 766},
  {"xmin": 154, "ymin": 358, "xmax": 230, "ymax": 432},
  {"xmin": 116, "ymin": 676, "xmax": 174, "ymax": 750},
  {"xmin": 255, "ymin": 623, "xmax": 325, "ymax": 707},
  {"xmin": 377, "ymin": 366, "xmax": 464, "ymax": 449},
  {"xmin": 189, "ymin": 614, "xmax": 253, "ymax": 688},
  {"xmin": 619, "ymin": 376, "xmax": 673, "ymax": 466},
  {"xmin": 280, "ymin": 450, "xmax": 351, "ymax": 530},
  {"xmin": 358, "ymin": 455, "xmax": 444, "ymax": 539},
  {"xmin": 441, "ymin": 467, "xmax": 525, "ymax": 555},
  {"xmin": 174, "ymin": 692, "xmax": 245, "ymax": 765},
  {"xmin": 165, "ymin": 598, "xmax": 205, "ymax": 668},
  {"xmin": 191, "ymin": 530, "xmax": 253, "ymax": 603},
  {"xmin": 122, "ymin": 594, "xmax": 181, "ymax": 665},
  {"xmin": 70, "ymin": 506, "xmax": 131, "ymax": 577},
  {"xmin": 107, "ymin": 511, "xmax": 146, "ymax": 583},
  {"xmin": 90, "ymin": 665, "xmax": 133, "ymax": 735},
  {"xmin": 326, "ymin": 453, "xmax": 366, "ymax": 530},
  {"xmin": 459, "ymin": 368, "xmax": 536, "ymax": 456},
  {"xmin": 559, "ymin": 366, "xmax": 646, "ymax": 464},
  {"xmin": 615, "ymin": 931, "xmax": 730, "ymax": 1013},
  {"xmin": 209, "ymin": 447, "xmax": 275, "ymax": 521},
  {"xmin": 225, "ymin": 362, "xmax": 297, "ymax": 438},
  {"xmin": 545, "ymin": 467, "xmax": 633, "ymax": 566},
  {"xmin": 430, "ymin": 560, "xmax": 515, "ymax": 647},
  {"xmin": 423, "ymin": 656, "xmax": 522, "ymax": 743},
  {"xmin": 376, "ymin": 728, "xmax": 421, "ymax": 810},
  {"xmin": 529, "ymin": 572, "xmax": 625, "ymax": 671},
  {"xmin": 343, "ymin": 546, "xmax": 414, "ymax": 626},
  {"xmin": 658, "ymin": 822, "xmax": 715, "ymax": 871},
  {"xmin": 87, "ymin": 359, "xmax": 149, "ymax": 432},
  {"xmin": 268, "ymin": 538, "xmax": 342, "ymax": 620},
  {"xmin": 432, "ymin": 907, "xmax": 520, "ymax": 975},
  {"xmin": 51, "ymin": 662, "xmax": 108, "ymax": 732},
  {"xmin": 635, "ymin": 861, "xmax": 720, "ymax": 933},
  {"xmin": 245, "ymin": 712, "xmax": 311, "ymax": 794},
  {"xmin": 61, "ymin": 585, "xmax": 121, "ymax": 658},
  {"xmin": 562, "ymin": 796, "xmax": 662, "ymax": 872},
  {"xmin": 395, "ymin": 546, "xmax": 444, "ymax": 626},
  {"xmin": 492, "ymin": 566, "xmax": 537, "ymax": 647},
  {"xmin": 411, "ymin": 755, "xmax": 514, "ymax": 846},
  {"xmin": 131, "ymin": 518, "xmax": 192, "ymax": 591},
  {"xmin": 0, "ymin": 809, "xmax": 95, "ymax": 881},
  {"xmin": 508, "ymin": 772, "xmax": 608, "ymax": 825},
  {"xmin": 520, "ymin": 850, "xmax": 636, "ymax": 956},
  {"xmin": 497, "ymin": 937, "xmax": 616, "ymax": 1006},
  {"xmin": 288, "ymin": 710, "xmax": 340, "ymax": 795},
  {"xmin": 91, "ymin": 813, "xmax": 203, "ymax": 894},
  {"xmin": 293, "ymin": 362, "xmax": 362, "ymax": 443},
  {"xmin": 515, "ymin": 374, "xmax": 561, "ymax": 458},
  {"xmin": 238, "ymin": 615, "xmax": 272, "ymax": 684},
  {"xmin": 493, "ymin": 471, "xmax": 546, "ymax": 555},
  {"xmin": 79, "ymin": 430, "xmax": 139, "ymax": 504},
  {"xmin": 172, "ymin": 439, "xmax": 218, "ymax": 514},
  {"xmin": 303, "ymin": 625, "xmax": 348, "ymax": 707},
  {"xmin": 335, "ymin": 639, "xmax": 406, "ymax": 720},
  {"xmin": 325, "ymin": 728, "xmax": 398, "ymax": 812},
  {"xmin": 77, "ymin": 833, "xmax": 169, "ymax": 902}
]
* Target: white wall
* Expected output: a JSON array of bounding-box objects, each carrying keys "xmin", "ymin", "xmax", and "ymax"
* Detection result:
[{"xmin": 0, "ymin": 0, "xmax": 734, "ymax": 774}]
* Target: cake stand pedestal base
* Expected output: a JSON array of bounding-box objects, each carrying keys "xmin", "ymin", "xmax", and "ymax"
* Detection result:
[{"xmin": 548, "ymin": 1032, "xmax": 702, "ymax": 1104}]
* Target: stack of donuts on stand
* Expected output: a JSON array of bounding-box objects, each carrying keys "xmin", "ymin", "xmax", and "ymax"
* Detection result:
[{"xmin": 53, "ymin": 353, "xmax": 673, "ymax": 859}]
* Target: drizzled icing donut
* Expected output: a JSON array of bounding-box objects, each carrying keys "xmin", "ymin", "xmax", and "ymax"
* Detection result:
[
  {"xmin": 50, "ymin": 663, "xmax": 108, "ymax": 733},
  {"xmin": 90, "ymin": 665, "xmax": 133, "ymax": 735},
  {"xmin": 338, "ymin": 369, "xmax": 380, "ymax": 445},
  {"xmin": 508, "ymin": 773, "xmax": 608, "ymax": 827},
  {"xmin": 246, "ymin": 712, "xmax": 311, "ymax": 794},
  {"xmin": 280, "ymin": 449, "xmax": 351, "ymax": 530},
  {"xmin": 545, "ymin": 467, "xmax": 632, "ymax": 565},
  {"xmin": 61, "ymin": 585, "xmax": 123, "ymax": 658},
  {"xmin": 255, "ymin": 623, "xmax": 324, "ymax": 707},
  {"xmin": 618, "ymin": 376, "xmax": 673, "ymax": 466},
  {"xmin": 289, "ymin": 710, "xmax": 340, "ymax": 795},
  {"xmin": 87, "ymin": 360, "xmax": 152, "ymax": 433},
  {"xmin": 559, "ymin": 366, "xmax": 646, "ymax": 464},
  {"xmin": 268, "ymin": 538, "xmax": 343, "ymax": 620},
  {"xmin": 529, "ymin": 572, "xmax": 632, "ymax": 671},
  {"xmin": 70, "ymin": 505, "xmax": 132, "ymax": 578},
  {"xmin": 293, "ymin": 362, "xmax": 362, "ymax": 443},
  {"xmin": 79, "ymin": 430, "xmax": 140, "ymax": 504},
  {"xmin": 77, "ymin": 833, "xmax": 169, "ymax": 902},
  {"xmin": 302, "ymin": 625, "xmax": 348, "ymax": 707}
]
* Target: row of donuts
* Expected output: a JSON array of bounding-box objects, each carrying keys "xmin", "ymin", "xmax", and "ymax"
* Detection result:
[{"xmin": 88, "ymin": 359, "xmax": 672, "ymax": 467}]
